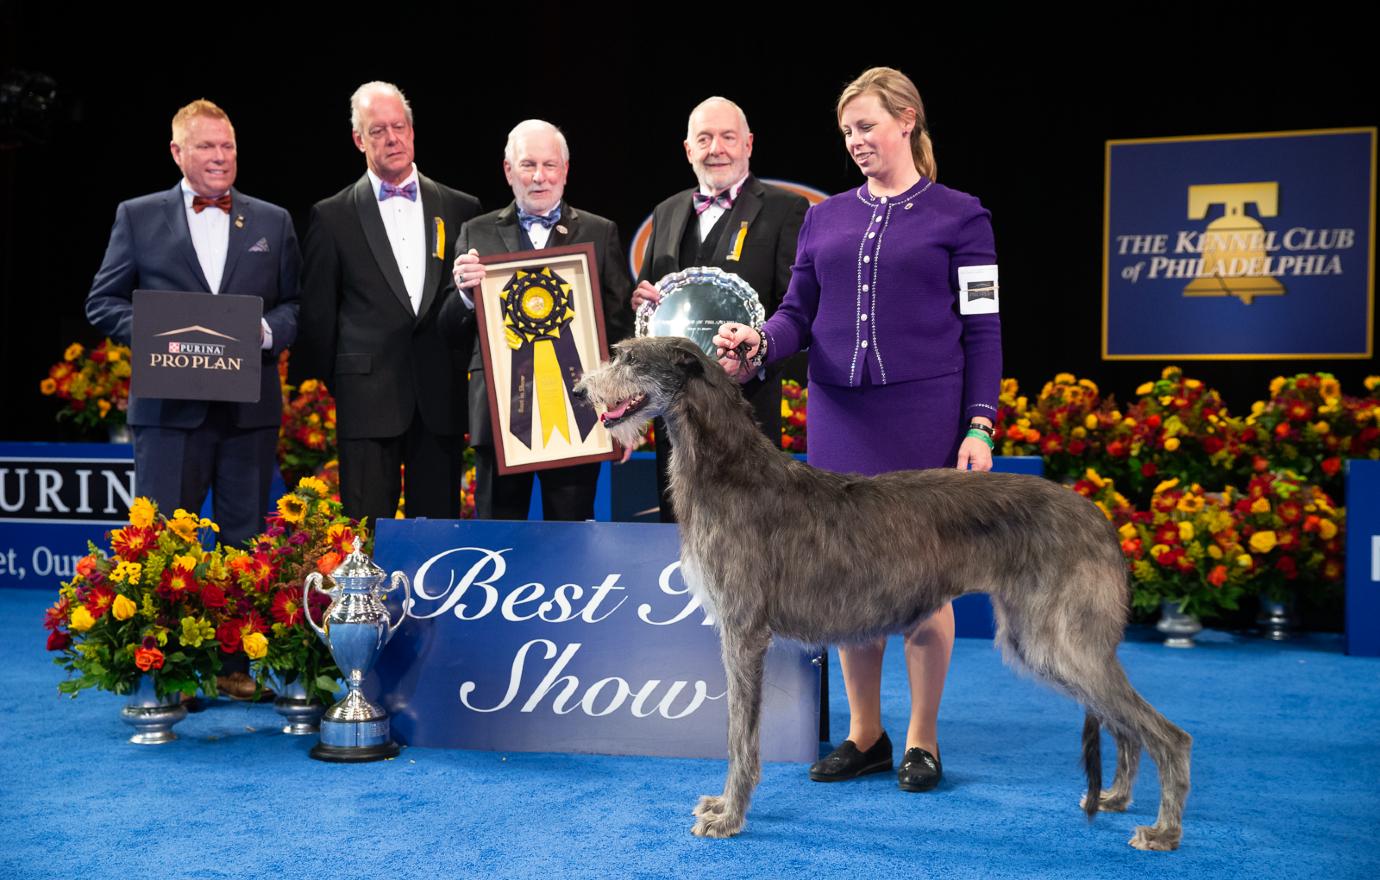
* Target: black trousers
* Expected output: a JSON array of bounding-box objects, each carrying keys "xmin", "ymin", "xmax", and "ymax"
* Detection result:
[
  {"xmin": 474, "ymin": 446, "xmax": 599, "ymax": 521},
  {"xmin": 339, "ymin": 409, "xmax": 462, "ymax": 524}
]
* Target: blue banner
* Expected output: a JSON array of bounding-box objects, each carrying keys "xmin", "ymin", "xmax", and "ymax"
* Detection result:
[
  {"xmin": 368, "ymin": 519, "xmax": 820, "ymax": 761},
  {"xmin": 1104, "ymin": 128, "xmax": 1375, "ymax": 360},
  {"xmin": 1345, "ymin": 460, "xmax": 1380, "ymax": 657}
]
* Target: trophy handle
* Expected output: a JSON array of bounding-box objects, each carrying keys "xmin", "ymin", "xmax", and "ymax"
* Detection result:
[
  {"xmin": 386, "ymin": 571, "xmax": 411, "ymax": 642},
  {"xmin": 303, "ymin": 572, "xmax": 331, "ymax": 644}
]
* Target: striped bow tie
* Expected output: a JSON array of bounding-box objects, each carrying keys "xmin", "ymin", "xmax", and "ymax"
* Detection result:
[
  {"xmin": 379, "ymin": 181, "xmax": 418, "ymax": 201},
  {"xmin": 693, "ymin": 190, "xmax": 735, "ymax": 215}
]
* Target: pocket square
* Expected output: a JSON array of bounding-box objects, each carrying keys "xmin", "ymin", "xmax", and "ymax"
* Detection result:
[{"xmin": 248, "ymin": 237, "xmax": 271, "ymax": 253}]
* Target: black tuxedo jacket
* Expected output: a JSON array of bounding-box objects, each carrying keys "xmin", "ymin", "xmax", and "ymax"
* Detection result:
[
  {"xmin": 638, "ymin": 174, "xmax": 807, "ymax": 429},
  {"xmin": 457, "ymin": 200, "xmax": 633, "ymax": 447},
  {"xmin": 85, "ymin": 183, "xmax": 300, "ymax": 430},
  {"xmin": 292, "ymin": 173, "xmax": 481, "ymax": 440}
]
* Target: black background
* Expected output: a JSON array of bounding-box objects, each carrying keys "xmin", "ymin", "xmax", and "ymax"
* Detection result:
[{"xmin": 3, "ymin": 5, "xmax": 1375, "ymax": 440}]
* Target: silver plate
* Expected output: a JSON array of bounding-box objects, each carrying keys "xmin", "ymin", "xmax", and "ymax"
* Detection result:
[{"xmin": 635, "ymin": 266, "xmax": 764, "ymax": 358}]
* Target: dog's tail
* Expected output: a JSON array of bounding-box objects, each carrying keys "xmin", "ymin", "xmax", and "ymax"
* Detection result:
[{"xmin": 1081, "ymin": 712, "xmax": 1102, "ymax": 820}]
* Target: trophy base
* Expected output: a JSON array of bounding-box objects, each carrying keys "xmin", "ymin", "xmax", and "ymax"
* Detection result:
[{"xmin": 310, "ymin": 740, "xmax": 401, "ymax": 763}]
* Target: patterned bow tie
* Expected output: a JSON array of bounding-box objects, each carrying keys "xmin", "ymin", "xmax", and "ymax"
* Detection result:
[
  {"xmin": 518, "ymin": 205, "xmax": 562, "ymax": 230},
  {"xmin": 693, "ymin": 189, "xmax": 735, "ymax": 216},
  {"xmin": 379, "ymin": 180, "xmax": 418, "ymax": 201},
  {"xmin": 191, "ymin": 194, "xmax": 232, "ymax": 214}
]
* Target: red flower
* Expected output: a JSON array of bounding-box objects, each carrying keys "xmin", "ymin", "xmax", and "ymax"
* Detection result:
[
  {"xmin": 1207, "ymin": 565, "xmax": 1228, "ymax": 587},
  {"xmin": 47, "ymin": 630, "xmax": 71, "ymax": 651},
  {"xmin": 1141, "ymin": 461, "xmax": 1157, "ymax": 478},
  {"xmin": 158, "ymin": 564, "xmax": 200, "ymax": 601},
  {"xmin": 134, "ymin": 646, "xmax": 165, "ymax": 671},
  {"xmin": 1275, "ymin": 556, "xmax": 1298, "ymax": 580},
  {"xmin": 316, "ymin": 551, "xmax": 343, "ymax": 575},
  {"xmin": 1277, "ymin": 501, "xmax": 1302, "ymax": 524},
  {"xmin": 1321, "ymin": 457, "xmax": 1342, "ymax": 477},
  {"xmin": 1106, "ymin": 440, "xmax": 1127, "ymax": 458},
  {"xmin": 1067, "ymin": 439, "xmax": 1087, "ymax": 455},
  {"xmin": 1274, "ymin": 423, "xmax": 1292, "ymax": 439},
  {"xmin": 1154, "ymin": 522, "xmax": 1180, "ymax": 545},
  {"xmin": 1174, "ymin": 554, "xmax": 1196, "ymax": 573},
  {"xmin": 86, "ymin": 585, "xmax": 116, "ymax": 619},
  {"xmin": 44, "ymin": 596, "xmax": 71, "ymax": 631},
  {"xmin": 1040, "ymin": 435, "xmax": 1062, "ymax": 454},
  {"xmin": 1277, "ymin": 530, "xmax": 1299, "ymax": 550},
  {"xmin": 75, "ymin": 555, "xmax": 98, "ymax": 579},
  {"xmin": 271, "ymin": 590, "xmax": 305, "ymax": 626},
  {"xmin": 1072, "ymin": 480, "xmax": 1095, "ymax": 497},
  {"xmin": 1252, "ymin": 455, "xmax": 1270, "ymax": 473},
  {"xmin": 1120, "ymin": 538, "xmax": 1143, "ymax": 558},
  {"xmin": 111, "ymin": 526, "xmax": 157, "ymax": 560},
  {"xmin": 1286, "ymin": 402, "xmax": 1312, "ymax": 422},
  {"xmin": 200, "ymin": 582, "xmax": 227, "ymax": 608},
  {"xmin": 1201, "ymin": 435, "xmax": 1225, "ymax": 455},
  {"xmin": 1145, "ymin": 414, "xmax": 1162, "ymax": 429}
]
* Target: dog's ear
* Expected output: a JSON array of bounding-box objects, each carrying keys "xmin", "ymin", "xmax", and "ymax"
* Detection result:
[{"xmin": 670, "ymin": 341, "xmax": 705, "ymax": 377}]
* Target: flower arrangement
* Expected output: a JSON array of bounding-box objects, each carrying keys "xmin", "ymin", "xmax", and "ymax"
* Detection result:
[
  {"xmin": 1122, "ymin": 478, "xmax": 1252, "ymax": 620},
  {"xmin": 993, "ymin": 378, "xmax": 1041, "ymax": 457},
  {"xmin": 781, "ymin": 380, "xmax": 807, "ymax": 452},
  {"xmin": 40, "ymin": 339, "xmax": 132, "ymax": 432},
  {"xmin": 279, "ymin": 377, "xmax": 338, "ymax": 488},
  {"xmin": 47, "ymin": 499, "xmax": 226, "ymax": 700},
  {"xmin": 1233, "ymin": 471, "xmax": 1345, "ymax": 604},
  {"xmin": 232, "ymin": 477, "xmax": 362, "ymax": 705},
  {"xmin": 1247, "ymin": 373, "xmax": 1380, "ymax": 495}
]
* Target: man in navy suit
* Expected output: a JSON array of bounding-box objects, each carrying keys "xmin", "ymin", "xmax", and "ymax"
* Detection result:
[{"xmin": 86, "ymin": 99, "xmax": 300, "ymax": 548}]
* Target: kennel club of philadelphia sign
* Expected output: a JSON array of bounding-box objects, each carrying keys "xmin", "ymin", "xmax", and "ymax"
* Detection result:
[
  {"xmin": 1103, "ymin": 127, "xmax": 1375, "ymax": 360},
  {"xmin": 366, "ymin": 519, "xmax": 819, "ymax": 761}
]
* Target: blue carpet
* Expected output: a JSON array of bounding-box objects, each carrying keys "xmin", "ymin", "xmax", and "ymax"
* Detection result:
[{"xmin": 2, "ymin": 587, "xmax": 1377, "ymax": 880}]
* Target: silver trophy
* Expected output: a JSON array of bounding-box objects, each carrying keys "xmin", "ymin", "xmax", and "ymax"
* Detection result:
[
  {"xmin": 304, "ymin": 538, "xmax": 411, "ymax": 762},
  {"xmin": 636, "ymin": 266, "xmax": 764, "ymax": 357}
]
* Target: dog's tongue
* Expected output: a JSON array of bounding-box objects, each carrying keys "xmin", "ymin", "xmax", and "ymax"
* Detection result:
[{"xmin": 601, "ymin": 399, "xmax": 632, "ymax": 423}]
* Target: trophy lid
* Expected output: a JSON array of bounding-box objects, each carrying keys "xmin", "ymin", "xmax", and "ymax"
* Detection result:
[{"xmin": 328, "ymin": 537, "xmax": 387, "ymax": 590}]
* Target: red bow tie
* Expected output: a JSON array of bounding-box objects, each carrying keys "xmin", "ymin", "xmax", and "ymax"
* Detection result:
[{"xmin": 192, "ymin": 193, "xmax": 233, "ymax": 214}]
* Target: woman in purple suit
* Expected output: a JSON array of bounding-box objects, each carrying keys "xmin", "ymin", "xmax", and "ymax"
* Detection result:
[{"xmin": 714, "ymin": 67, "xmax": 1001, "ymax": 792}]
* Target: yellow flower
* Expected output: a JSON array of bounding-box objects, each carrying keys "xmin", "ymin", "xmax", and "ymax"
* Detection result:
[
  {"xmin": 1319, "ymin": 519, "xmax": 1338, "ymax": 540},
  {"xmin": 1159, "ymin": 395, "xmax": 1175, "ymax": 407},
  {"xmin": 1084, "ymin": 414, "xmax": 1098, "ymax": 430},
  {"xmin": 317, "ymin": 500, "xmax": 332, "ymax": 515},
  {"xmin": 1079, "ymin": 378, "xmax": 1099, "ymax": 395},
  {"xmin": 299, "ymin": 378, "xmax": 320, "ymax": 394},
  {"xmin": 1251, "ymin": 400, "xmax": 1266, "ymax": 415},
  {"xmin": 1178, "ymin": 521, "xmax": 1195, "ymax": 542},
  {"xmin": 1118, "ymin": 522, "xmax": 1137, "ymax": 540},
  {"xmin": 1084, "ymin": 468, "xmax": 1107, "ymax": 488},
  {"xmin": 1365, "ymin": 376, "xmax": 1380, "ymax": 392},
  {"xmin": 172, "ymin": 553, "xmax": 199, "ymax": 571},
  {"xmin": 277, "ymin": 494, "xmax": 308, "ymax": 524},
  {"xmin": 1250, "ymin": 497, "xmax": 1271, "ymax": 514},
  {"xmin": 128, "ymin": 497, "xmax": 157, "ymax": 529},
  {"xmin": 112, "ymin": 561, "xmax": 143, "ymax": 584},
  {"xmin": 167, "ymin": 510, "xmax": 200, "ymax": 542},
  {"xmin": 112, "ymin": 594, "xmax": 137, "ymax": 621},
  {"xmin": 1071, "ymin": 426, "xmax": 1087, "ymax": 440},
  {"xmin": 1176, "ymin": 494, "xmax": 1204, "ymax": 514},
  {"xmin": 1184, "ymin": 378, "xmax": 1202, "ymax": 390},
  {"xmin": 1320, "ymin": 377, "xmax": 1341, "ymax": 400},
  {"xmin": 40, "ymin": 378, "xmax": 57, "ymax": 395},
  {"xmin": 1237, "ymin": 554, "xmax": 1252, "ymax": 568},
  {"xmin": 1249, "ymin": 531, "xmax": 1277, "ymax": 553},
  {"xmin": 1095, "ymin": 501, "xmax": 1111, "ymax": 519},
  {"xmin": 180, "ymin": 616, "xmax": 216, "ymax": 649},
  {"xmin": 69, "ymin": 606, "xmax": 95, "ymax": 632},
  {"xmin": 1161, "ymin": 366, "xmax": 1180, "ymax": 380},
  {"xmin": 1154, "ymin": 478, "xmax": 1180, "ymax": 494},
  {"xmin": 64, "ymin": 343, "xmax": 84, "ymax": 362},
  {"xmin": 780, "ymin": 400, "xmax": 792, "ymax": 419},
  {"xmin": 1312, "ymin": 421, "xmax": 1330, "ymax": 435},
  {"xmin": 1015, "ymin": 396, "xmax": 1028, "ymax": 413},
  {"xmin": 1150, "ymin": 544, "xmax": 1171, "ymax": 559},
  {"xmin": 1269, "ymin": 376, "xmax": 1286, "ymax": 396},
  {"xmin": 242, "ymin": 632, "xmax": 269, "ymax": 660},
  {"xmin": 1163, "ymin": 437, "xmax": 1181, "ymax": 452},
  {"xmin": 1135, "ymin": 382, "xmax": 1153, "ymax": 396},
  {"xmin": 1054, "ymin": 372, "xmax": 1076, "ymax": 385},
  {"xmin": 97, "ymin": 400, "xmax": 112, "ymax": 417},
  {"xmin": 1000, "ymin": 378, "xmax": 1019, "ymax": 397},
  {"xmin": 1208, "ymin": 544, "xmax": 1223, "ymax": 559},
  {"xmin": 107, "ymin": 346, "xmax": 125, "ymax": 363}
]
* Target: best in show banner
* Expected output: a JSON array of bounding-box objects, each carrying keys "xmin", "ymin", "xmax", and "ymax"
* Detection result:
[
  {"xmin": 1104, "ymin": 128, "xmax": 1375, "ymax": 360},
  {"xmin": 368, "ymin": 519, "xmax": 820, "ymax": 761}
]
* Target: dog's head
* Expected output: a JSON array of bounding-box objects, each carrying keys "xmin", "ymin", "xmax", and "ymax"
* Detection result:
[{"xmin": 575, "ymin": 336, "xmax": 710, "ymax": 448}]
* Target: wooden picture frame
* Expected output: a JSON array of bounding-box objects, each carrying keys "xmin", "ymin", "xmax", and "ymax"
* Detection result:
[{"xmin": 473, "ymin": 243, "xmax": 619, "ymax": 474}]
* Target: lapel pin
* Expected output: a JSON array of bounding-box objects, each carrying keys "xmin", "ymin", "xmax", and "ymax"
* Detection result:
[
  {"xmin": 235, "ymin": 215, "xmax": 245, "ymax": 228},
  {"xmin": 555, "ymin": 224, "xmax": 568, "ymax": 235}
]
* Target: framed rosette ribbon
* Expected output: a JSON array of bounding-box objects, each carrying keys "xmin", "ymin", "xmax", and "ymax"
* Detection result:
[{"xmin": 474, "ymin": 243, "xmax": 618, "ymax": 474}]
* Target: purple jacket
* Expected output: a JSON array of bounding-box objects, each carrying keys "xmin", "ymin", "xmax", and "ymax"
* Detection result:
[{"xmin": 762, "ymin": 178, "xmax": 1001, "ymax": 420}]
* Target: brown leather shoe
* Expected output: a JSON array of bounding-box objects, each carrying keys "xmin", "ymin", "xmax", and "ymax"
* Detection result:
[{"xmin": 217, "ymin": 671, "xmax": 273, "ymax": 701}]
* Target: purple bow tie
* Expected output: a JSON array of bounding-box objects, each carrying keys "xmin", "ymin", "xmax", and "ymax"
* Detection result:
[
  {"xmin": 693, "ymin": 189, "xmax": 735, "ymax": 215},
  {"xmin": 379, "ymin": 180, "xmax": 418, "ymax": 201}
]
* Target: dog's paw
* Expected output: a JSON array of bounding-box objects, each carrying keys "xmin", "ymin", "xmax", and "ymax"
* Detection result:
[
  {"xmin": 692, "ymin": 795, "xmax": 727, "ymax": 818},
  {"xmin": 1129, "ymin": 824, "xmax": 1181, "ymax": 851},
  {"xmin": 691, "ymin": 808, "xmax": 745, "ymax": 838},
  {"xmin": 1080, "ymin": 790, "xmax": 1131, "ymax": 813}
]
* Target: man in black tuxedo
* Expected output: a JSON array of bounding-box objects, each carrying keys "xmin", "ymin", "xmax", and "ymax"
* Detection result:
[
  {"xmin": 632, "ymin": 97, "xmax": 808, "ymax": 521},
  {"xmin": 292, "ymin": 81, "xmax": 481, "ymax": 524},
  {"xmin": 86, "ymin": 99, "xmax": 299, "ymax": 548},
  {"xmin": 452, "ymin": 120, "xmax": 632, "ymax": 520}
]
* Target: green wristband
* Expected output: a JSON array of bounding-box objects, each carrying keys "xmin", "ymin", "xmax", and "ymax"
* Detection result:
[{"xmin": 965, "ymin": 428, "xmax": 995, "ymax": 450}]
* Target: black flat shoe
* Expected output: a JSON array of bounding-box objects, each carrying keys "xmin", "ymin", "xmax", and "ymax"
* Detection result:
[
  {"xmin": 809, "ymin": 732, "xmax": 893, "ymax": 782},
  {"xmin": 897, "ymin": 746, "xmax": 942, "ymax": 792}
]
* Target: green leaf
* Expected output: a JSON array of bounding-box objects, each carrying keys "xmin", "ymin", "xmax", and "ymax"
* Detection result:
[{"xmin": 315, "ymin": 675, "xmax": 340, "ymax": 693}]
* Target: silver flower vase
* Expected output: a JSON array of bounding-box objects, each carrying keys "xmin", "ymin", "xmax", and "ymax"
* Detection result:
[
  {"xmin": 270, "ymin": 674, "xmax": 326, "ymax": 736},
  {"xmin": 1257, "ymin": 593, "xmax": 1294, "ymax": 641},
  {"xmin": 120, "ymin": 675, "xmax": 187, "ymax": 744},
  {"xmin": 1156, "ymin": 600, "xmax": 1202, "ymax": 649}
]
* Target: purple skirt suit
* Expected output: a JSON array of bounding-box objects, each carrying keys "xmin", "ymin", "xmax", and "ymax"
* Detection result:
[{"xmin": 761, "ymin": 178, "xmax": 1001, "ymax": 476}]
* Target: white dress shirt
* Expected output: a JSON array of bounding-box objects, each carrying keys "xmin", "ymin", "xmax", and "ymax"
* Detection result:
[
  {"xmin": 181, "ymin": 180, "xmax": 272, "ymax": 349},
  {"xmin": 697, "ymin": 173, "xmax": 750, "ymax": 241},
  {"xmin": 367, "ymin": 165, "xmax": 426, "ymax": 314}
]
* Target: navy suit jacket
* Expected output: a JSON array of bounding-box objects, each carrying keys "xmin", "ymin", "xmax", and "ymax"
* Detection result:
[{"xmin": 85, "ymin": 183, "xmax": 301, "ymax": 429}]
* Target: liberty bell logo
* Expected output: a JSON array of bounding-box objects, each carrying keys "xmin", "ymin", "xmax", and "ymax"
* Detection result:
[{"xmin": 1182, "ymin": 182, "xmax": 1286, "ymax": 305}]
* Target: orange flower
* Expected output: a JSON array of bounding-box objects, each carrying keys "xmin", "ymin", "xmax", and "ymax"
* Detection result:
[{"xmin": 134, "ymin": 646, "xmax": 165, "ymax": 671}]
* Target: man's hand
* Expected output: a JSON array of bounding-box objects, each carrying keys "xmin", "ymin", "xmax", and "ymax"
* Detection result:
[
  {"xmin": 631, "ymin": 280, "xmax": 661, "ymax": 312},
  {"xmin": 452, "ymin": 248, "xmax": 483, "ymax": 290}
]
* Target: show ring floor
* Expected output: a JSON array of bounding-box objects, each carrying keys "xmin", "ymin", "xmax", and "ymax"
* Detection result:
[{"xmin": 2, "ymin": 588, "xmax": 1376, "ymax": 880}]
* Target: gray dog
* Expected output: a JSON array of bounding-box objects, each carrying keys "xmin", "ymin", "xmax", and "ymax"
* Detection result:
[{"xmin": 575, "ymin": 336, "xmax": 1191, "ymax": 851}]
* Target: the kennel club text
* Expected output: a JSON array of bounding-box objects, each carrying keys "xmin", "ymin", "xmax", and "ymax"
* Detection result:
[{"xmin": 408, "ymin": 547, "xmax": 723, "ymax": 719}]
